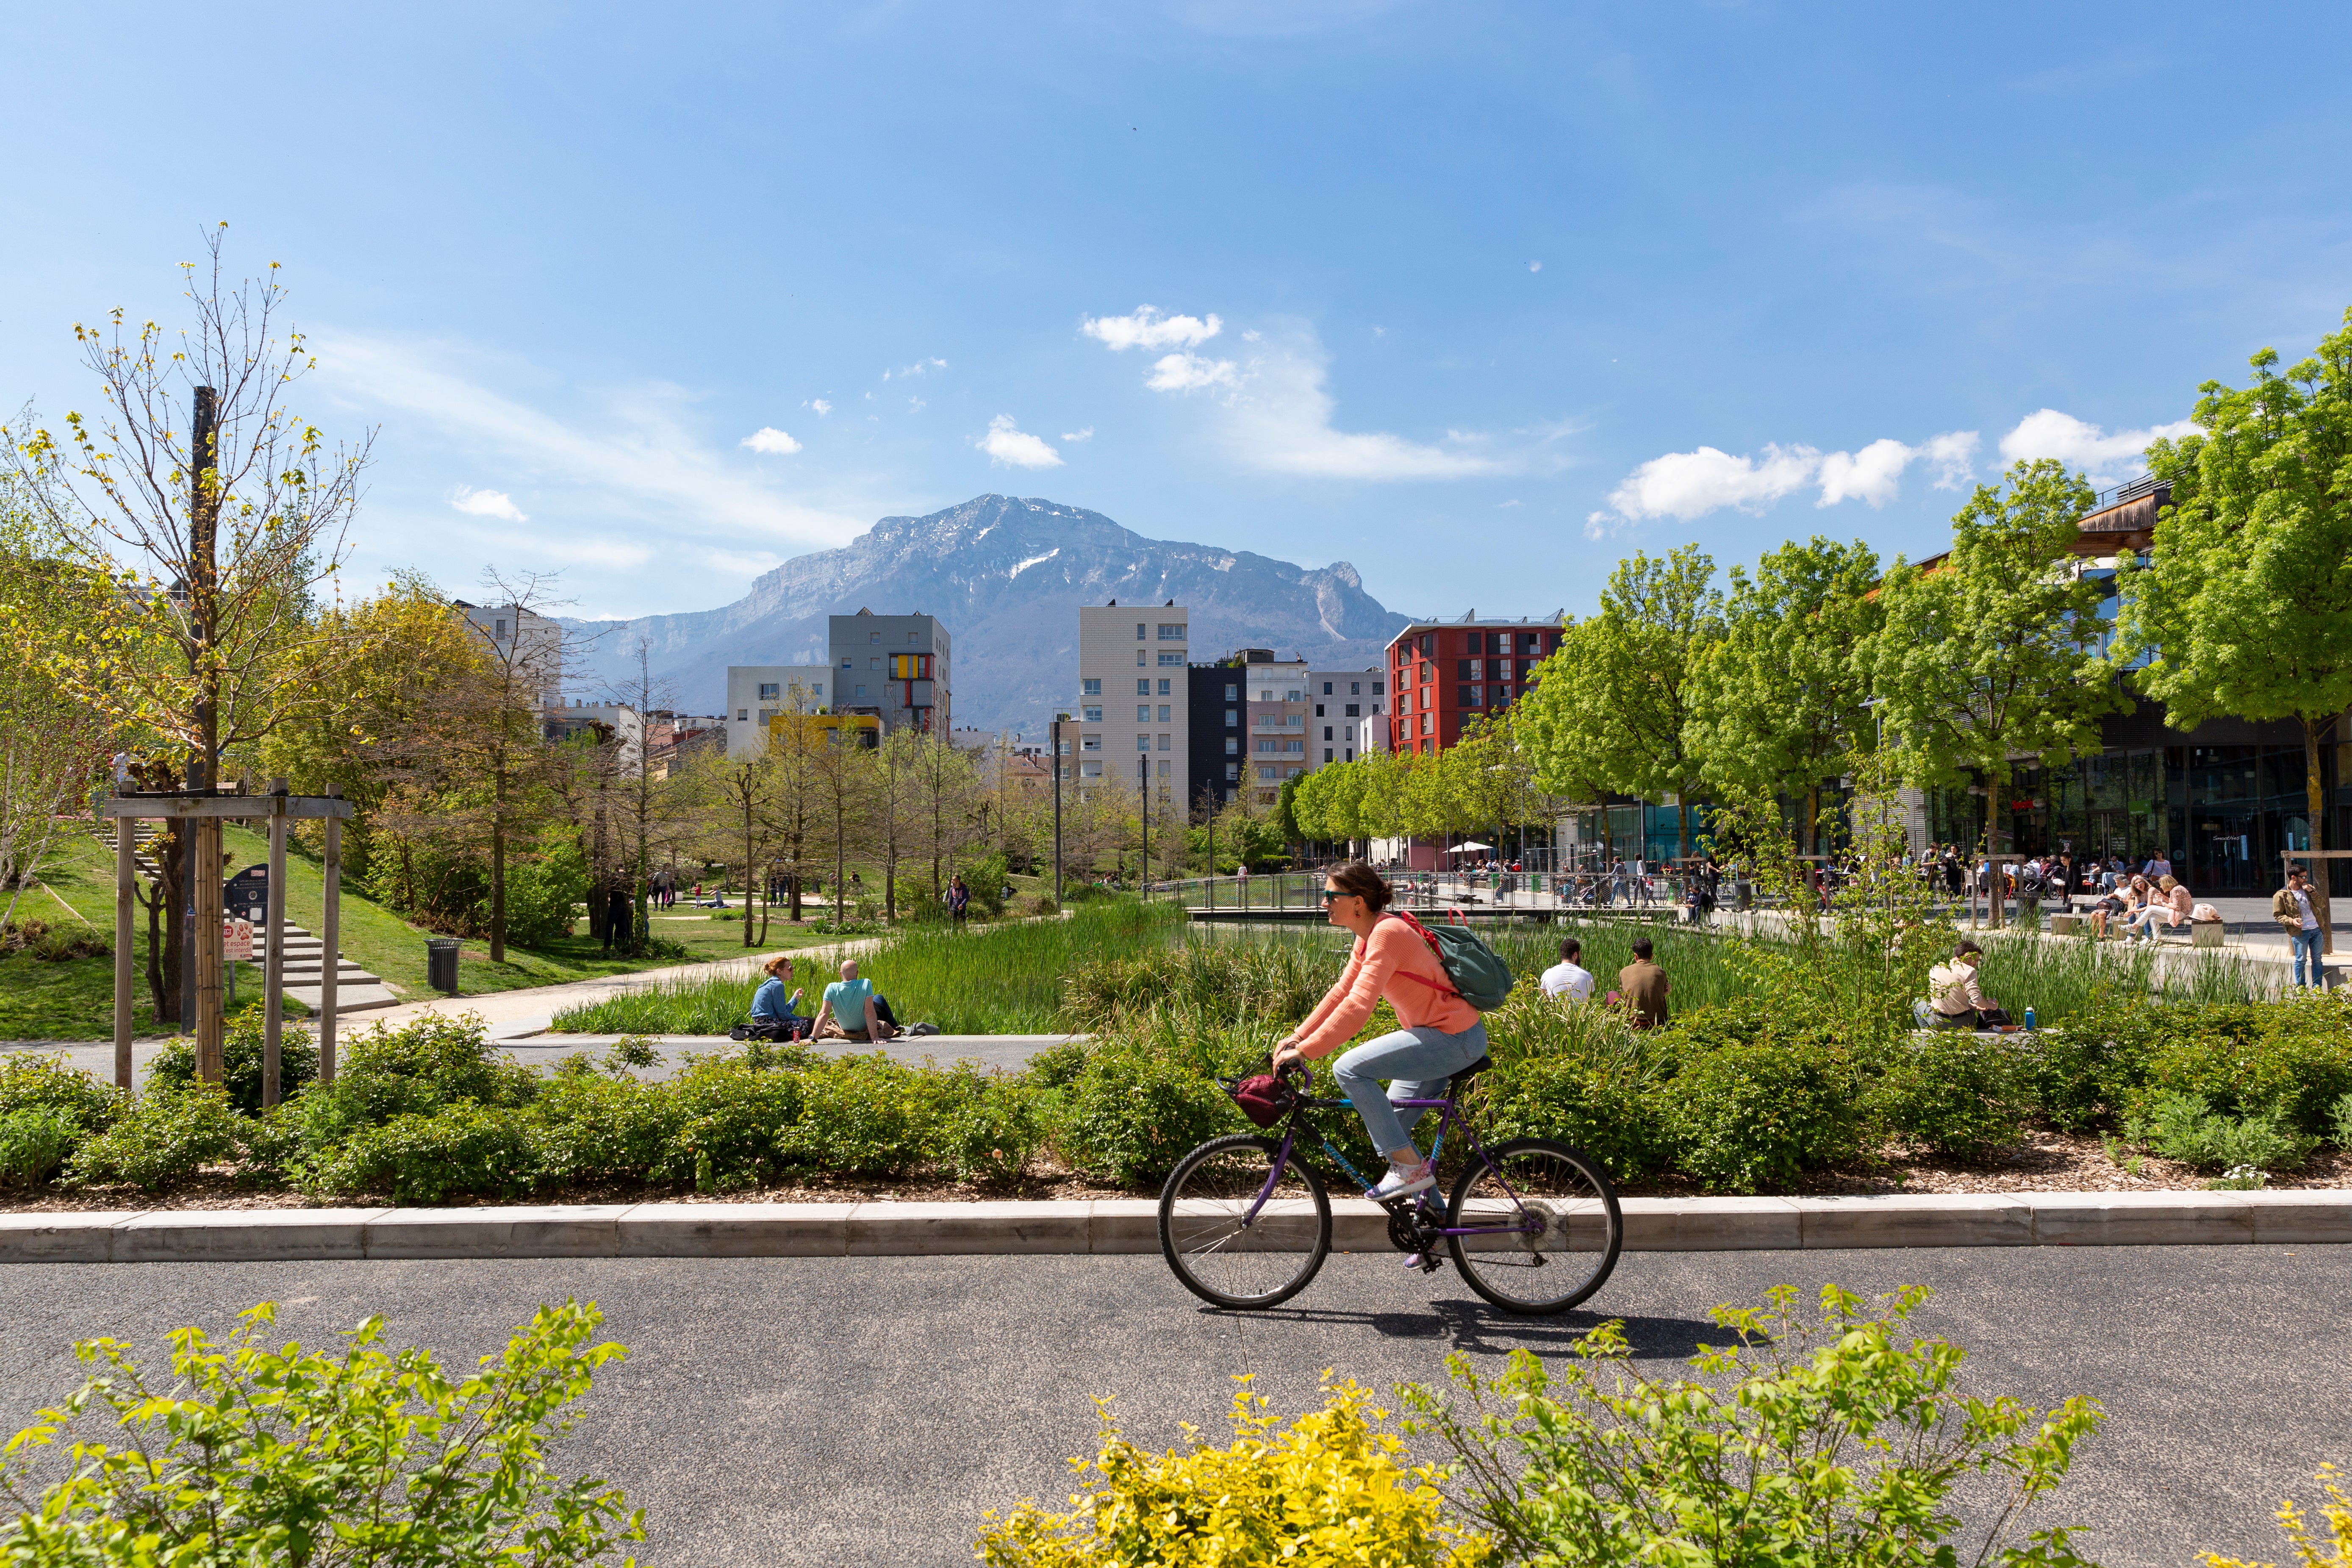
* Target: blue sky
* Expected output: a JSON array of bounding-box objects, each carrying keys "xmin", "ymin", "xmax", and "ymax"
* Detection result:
[{"xmin": 6, "ymin": 2, "xmax": 2349, "ymax": 622}]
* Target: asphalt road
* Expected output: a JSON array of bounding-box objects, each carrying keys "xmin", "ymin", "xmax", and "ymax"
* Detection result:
[{"xmin": 0, "ymin": 1246, "xmax": 2339, "ymax": 1566}]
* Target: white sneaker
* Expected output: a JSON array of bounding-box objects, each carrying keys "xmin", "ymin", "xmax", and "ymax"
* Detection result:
[{"xmin": 1369, "ymin": 1159, "xmax": 1436, "ymax": 1201}]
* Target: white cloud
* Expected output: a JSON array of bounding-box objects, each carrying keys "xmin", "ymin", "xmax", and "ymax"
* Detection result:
[
  {"xmin": 451, "ymin": 486, "xmax": 527, "ymax": 522},
  {"xmin": 1528, "ymin": 261, "xmax": 1542, "ymax": 273},
  {"xmin": 978, "ymin": 414, "xmax": 1062, "ymax": 469},
  {"xmin": 908, "ymin": 397, "xmax": 925, "ymax": 412},
  {"xmin": 741, "ymin": 427, "xmax": 802, "ymax": 455},
  {"xmin": 1998, "ymin": 409, "xmax": 2198, "ymax": 483},
  {"xmin": 1147, "ymin": 352, "xmax": 1241, "ymax": 392},
  {"xmin": 1062, "ymin": 426, "xmax": 1094, "ymax": 442},
  {"xmin": 1082, "ymin": 305, "xmax": 1223, "ymax": 352},
  {"xmin": 806, "ymin": 398, "xmax": 832, "ymax": 416},
  {"xmin": 1591, "ymin": 429, "xmax": 1982, "ymax": 530},
  {"xmin": 1498, "ymin": 498, "xmax": 1522, "ymax": 508}
]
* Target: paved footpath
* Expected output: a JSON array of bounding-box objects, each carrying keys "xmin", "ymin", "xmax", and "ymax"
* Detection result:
[{"xmin": 0, "ymin": 1246, "xmax": 2337, "ymax": 1566}]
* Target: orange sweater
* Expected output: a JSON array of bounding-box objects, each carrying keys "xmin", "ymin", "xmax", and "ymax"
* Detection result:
[{"xmin": 1292, "ymin": 916, "xmax": 1480, "ymax": 1060}]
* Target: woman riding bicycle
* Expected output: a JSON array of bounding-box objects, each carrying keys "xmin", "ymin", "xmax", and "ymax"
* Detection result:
[{"xmin": 1270, "ymin": 861, "xmax": 1487, "ymax": 1210}]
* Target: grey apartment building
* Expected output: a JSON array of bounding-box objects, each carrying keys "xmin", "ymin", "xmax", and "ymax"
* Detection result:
[
  {"xmin": 829, "ymin": 609, "xmax": 950, "ymax": 735},
  {"xmin": 1075, "ymin": 602, "xmax": 1188, "ymax": 803}
]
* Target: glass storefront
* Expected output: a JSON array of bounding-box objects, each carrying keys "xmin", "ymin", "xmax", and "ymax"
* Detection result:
[{"xmin": 1922, "ymin": 738, "xmax": 2346, "ymax": 895}]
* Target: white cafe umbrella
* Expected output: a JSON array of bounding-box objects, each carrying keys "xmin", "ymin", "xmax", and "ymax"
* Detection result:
[{"xmin": 1451, "ymin": 841, "xmax": 1493, "ymax": 853}]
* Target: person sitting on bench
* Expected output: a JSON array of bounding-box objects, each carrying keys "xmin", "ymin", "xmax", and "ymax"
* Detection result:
[{"xmin": 1926, "ymin": 940, "xmax": 2010, "ymax": 1029}]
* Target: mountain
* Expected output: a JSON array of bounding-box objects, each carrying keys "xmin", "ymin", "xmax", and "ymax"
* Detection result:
[{"xmin": 562, "ymin": 494, "xmax": 1412, "ymax": 735}]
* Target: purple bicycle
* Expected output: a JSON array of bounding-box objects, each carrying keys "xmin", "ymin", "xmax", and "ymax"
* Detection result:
[{"xmin": 1156, "ymin": 1055, "xmax": 1623, "ymax": 1314}]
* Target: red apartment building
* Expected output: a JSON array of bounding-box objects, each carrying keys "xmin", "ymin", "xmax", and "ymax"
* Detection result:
[{"xmin": 1387, "ymin": 616, "xmax": 1563, "ymax": 755}]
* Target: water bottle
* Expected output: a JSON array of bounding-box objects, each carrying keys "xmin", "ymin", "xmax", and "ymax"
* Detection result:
[{"xmin": 2023, "ymin": 1007, "xmax": 2036, "ymax": 1032}]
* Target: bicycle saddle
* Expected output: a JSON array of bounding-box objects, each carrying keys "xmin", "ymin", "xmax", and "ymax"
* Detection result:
[{"xmin": 1448, "ymin": 1055, "xmax": 1494, "ymax": 1096}]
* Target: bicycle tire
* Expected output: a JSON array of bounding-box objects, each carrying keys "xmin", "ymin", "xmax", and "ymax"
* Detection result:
[
  {"xmin": 1444, "ymin": 1137, "xmax": 1622, "ymax": 1315},
  {"xmin": 1158, "ymin": 1133, "xmax": 1332, "ymax": 1310}
]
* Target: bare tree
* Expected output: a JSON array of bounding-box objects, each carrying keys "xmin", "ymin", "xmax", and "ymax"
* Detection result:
[
  {"xmin": 7, "ymin": 228, "xmax": 372, "ymax": 1071},
  {"xmin": 445, "ymin": 569, "xmax": 571, "ymax": 961}
]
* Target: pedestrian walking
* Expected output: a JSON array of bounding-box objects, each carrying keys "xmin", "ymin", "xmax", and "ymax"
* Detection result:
[{"xmin": 2275, "ymin": 867, "xmax": 2327, "ymax": 988}]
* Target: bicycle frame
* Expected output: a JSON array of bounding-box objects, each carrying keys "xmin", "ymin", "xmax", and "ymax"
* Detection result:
[{"xmin": 1241, "ymin": 1093, "xmax": 1541, "ymax": 1240}]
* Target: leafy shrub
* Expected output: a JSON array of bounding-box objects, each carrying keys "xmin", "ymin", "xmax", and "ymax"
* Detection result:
[
  {"xmin": 0, "ymin": 1053, "xmax": 117, "ymax": 1134},
  {"xmin": 1050, "ymin": 1015, "xmax": 1253, "ymax": 1185},
  {"xmin": 303, "ymin": 1102, "xmax": 542, "ymax": 1203},
  {"xmin": 605, "ymin": 1036, "xmax": 660, "ymax": 1071},
  {"xmin": 503, "ymin": 829, "xmax": 588, "ymax": 946},
  {"xmin": 2130, "ymin": 992, "xmax": 2352, "ymax": 1135},
  {"xmin": 1479, "ymin": 988, "xmax": 1674, "ymax": 1181},
  {"xmin": 940, "ymin": 1069, "xmax": 1044, "ymax": 1185},
  {"xmin": 1401, "ymin": 1284, "xmax": 2102, "ymax": 1568},
  {"xmin": 1669, "ymin": 1039, "xmax": 1859, "ymax": 1193},
  {"xmin": 148, "ymin": 1003, "xmax": 319, "ymax": 1115},
  {"xmin": 536, "ymin": 1070, "xmax": 682, "ymax": 1188},
  {"xmin": 66, "ymin": 1085, "xmax": 242, "ymax": 1191},
  {"xmin": 657, "ymin": 1058, "xmax": 805, "ymax": 1190},
  {"xmin": 978, "ymin": 1376, "xmax": 1486, "ymax": 1568},
  {"xmin": 2333, "ymin": 1093, "xmax": 2352, "ymax": 1151},
  {"xmin": 2124, "ymin": 1092, "xmax": 2315, "ymax": 1174},
  {"xmin": 0, "ymin": 1108, "xmax": 78, "ymax": 1187},
  {"xmin": 329, "ymin": 1013, "xmax": 540, "ymax": 1124},
  {"xmin": 962, "ymin": 851, "xmax": 1010, "ymax": 916},
  {"xmin": 0, "ymin": 1299, "xmax": 642, "ymax": 1566},
  {"xmin": 788, "ymin": 1055, "xmax": 929, "ymax": 1178},
  {"xmin": 1870, "ymin": 1035, "xmax": 2028, "ymax": 1161}
]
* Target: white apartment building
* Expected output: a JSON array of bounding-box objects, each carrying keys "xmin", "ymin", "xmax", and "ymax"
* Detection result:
[
  {"xmin": 452, "ymin": 599, "xmax": 563, "ymax": 707},
  {"xmin": 1240, "ymin": 655, "xmax": 1311, "ymax": 805},
  {"xmin": 542, "ymin": 700, "xmax": 646, "ymax": 774},
  {"xmin": 1310, "ymin": 668, "xmax": 1387, "ymax": 766},
  {"xmin": 1075, "ymin": 602, "xmax": 1187, "ymax": 803},
  {"xmin": 724, "ymin": 665, "xmax": 832, "ymax": 758}
]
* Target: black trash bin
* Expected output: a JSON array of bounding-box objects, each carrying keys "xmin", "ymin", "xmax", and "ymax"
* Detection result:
[{"xmin": 426, "ymin": 937, "xmax": 461, "ymax": 994}]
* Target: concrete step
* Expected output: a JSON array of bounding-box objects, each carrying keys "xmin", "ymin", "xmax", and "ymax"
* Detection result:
[{"xmin": 281, "ymin": 981, "xmax": 403, "ymax": 1014}]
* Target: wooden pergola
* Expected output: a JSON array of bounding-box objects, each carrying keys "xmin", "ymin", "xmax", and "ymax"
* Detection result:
[{"xmin": 106, "ymin": 782, "xmax": 353, "ymax": 1099}]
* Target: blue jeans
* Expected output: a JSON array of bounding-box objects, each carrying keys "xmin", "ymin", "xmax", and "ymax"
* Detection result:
[
  {"xmin": 2292, "ymin": 927, "xmax": 2324, "ymax": 987},
  {"xmin": 1331, "ymin": 1021, "xmax": 1489, "ymax": 1158}
]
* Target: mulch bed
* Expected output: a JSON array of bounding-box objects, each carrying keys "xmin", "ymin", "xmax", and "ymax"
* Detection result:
[{"xmin": 5, "ymin": 1128, "xmax": 2347, "ymax": 1213}]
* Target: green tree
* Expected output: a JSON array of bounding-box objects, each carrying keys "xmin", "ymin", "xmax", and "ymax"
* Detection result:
[
  {"xmin": 2115, "ymin": 311, "xmax": 2352, "ymax": 949},
  {"xmin": 1872, "ymin": 461, "xmax": 2124, "ymax": 856},
  {"xmin": 1688, "ymin": 536, "xmax": 1884, "ymax": 856},
  {"xmin": 1518, "ymin": 619, "xmax": 1632, "ymax": 860}
]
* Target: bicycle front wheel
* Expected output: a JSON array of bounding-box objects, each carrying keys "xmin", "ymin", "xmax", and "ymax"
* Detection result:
[
  {"xmin": 1158, "ymin": 1133, "xmax": 1331, "ymax": 1310},
  {"xmin": 1445, "ymin": 1137, "xmax": 1622, "ymax": 1315}
]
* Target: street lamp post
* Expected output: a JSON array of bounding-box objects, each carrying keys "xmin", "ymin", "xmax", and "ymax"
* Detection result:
[
  {"xmin": 1138, "ymin": 755, "xmax": 1149, "ymax": 894},
  {"xmin": 1051, "ymin": 713, "xmax": 1068, "ymax": 903}
]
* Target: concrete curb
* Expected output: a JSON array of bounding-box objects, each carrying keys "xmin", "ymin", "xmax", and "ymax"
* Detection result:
[{"xmin": 2, "ymin": 1190, "xmax": 2346, "ymax": 1263}]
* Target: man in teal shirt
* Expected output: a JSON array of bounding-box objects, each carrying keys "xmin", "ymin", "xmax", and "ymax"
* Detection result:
[{"xmin": 816, "ymin": 958, "xmax": 898, "ymax": 1041}]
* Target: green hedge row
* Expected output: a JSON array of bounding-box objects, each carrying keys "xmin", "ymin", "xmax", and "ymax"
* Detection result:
[{"xmin": 5, "ymin": 990, "xmax": 2349, "ymax": 1202}]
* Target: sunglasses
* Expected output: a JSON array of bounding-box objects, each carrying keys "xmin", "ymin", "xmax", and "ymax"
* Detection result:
[{"xmin": 1319, "ymin": 888, "xmax": 1352, "ymax": 902}]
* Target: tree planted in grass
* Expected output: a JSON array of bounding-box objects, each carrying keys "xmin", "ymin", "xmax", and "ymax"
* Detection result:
[
  {"xmin": 2114, "ymin": 309, "xmax": 2352, "ymax": 952},
  {"xmin": 1871, "ymin": 461, "xmax": 2122, "ymax": 861}
]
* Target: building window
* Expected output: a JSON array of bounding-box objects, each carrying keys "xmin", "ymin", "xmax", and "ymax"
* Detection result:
[
  {"xmin": 1157, "ymin": 705, "xmax": 1171, "ymax": 722},
  {"xmin": 910, "ymin": 632, "xmax": 921, "ymax": 644},
  {"xmin": 736, "ymin": 708, "xmax": 748, "ymax": 721},
  {"xmin": 1462, "ymin": 685, "xmax": 1482, "ymax": 707},
  {"xmin": 869, "ymin": 657, "xmax": 881, "ymax": 670},
  {"xmin": 1137, "ymin": 734, "xmax": 1151, "ymax": 751},
  {"xmin": 1137, "ymin": 705, "xmax": 1151, "ymax": 722},
  {"xmin": 1082, "ymin": 678, "xmax": 1101, "ymax": 696},
  {"xmin": 1322, "ymin": 681, "xmax": 1333, "ymax": 695},
  {"xmin": 1284, "ymin": 740, "xmax": 1303, "ymax": 755},
  {"xmin": 1136, "ymin": 650, "xmax": 1145, "ymax": 666},
  {"xmin": 1083, "ymin": 705, "xmax": 1102, "ymax": 722},
  {"xmin": 1400, "ymin": 693, "xmax": 1412, "ymax": 714},
  {"xmin": 1158, "ymin": 652, "xmax": 1182, "ymax": 666},
  {"xmin": 757, "ymin": 682, "xmax": 779, "ymax": 700},
  {"xmin": 1314, "ymin": 704, "xmax": 1325, "ymax": 717},
  {"xmin": 1157, "ymin": 759, "xmax": 1171, "ymax": 777},
  {"xmin": 1259, "ymin": 689, "xmax": 1273, "ymax": 702},
  {"xmin": 1344, "ymin": 703, "xmax": 1359, "ymax": 717},
  {"xmin": 1421, "ymin": 713, "xmax": 1434, "ymax": 735},
  {"xmin": 1080, "ymin": 760, "xmax": 1101, "ymax": 777},
  {"xmin": 855, "ymin": 684, "xmax": 867, "ymax": 699},
  {"xmin": 1226, "ymin": 763, "xmax": 1239, "ymax": 781},
  {"xmin": 1158, "ymin": 733, "xmax": 1171, "ymax": 750},
  {"xmin": 1259, "ymin": 766, "xmax": 1276, "ymax": 782},
  {"xmin": 871, "ymin": 632, "xmax": 880, "ymax": 643},
  {"xmin": 1082, "ymin": 734, "xmax": 1101, "ymax": 751},
  {"xmin": 1323, "ymin": 726, "xmax": 1332, "ymax": 740},
  {"xmin": 1285, "ymin": 688, "xmax": 1303, "ymax": 702},
  {"xmin": 1136, "ymin": 622, "xmax": 1146, "ymax": 640},
  {"xmin": 1350, "ymin": 682, "xmax": 1361, "ymax": 695},
  {"xmin": 1225, "ymin": 709, "xmax": 1237, "ymax": 726},
  {"xmin": 1345, "ymin": 748, "xmax": 1354, "ymax": 761},
  {"xmin": 1224, "ymin": 684, "xmax": 1237, "ymax": 699},
  {"xmin": 1226, "ymin": 737, "xmax": 1238, "ymax": 755},
  {"xmin": 1157, "ymin": 679, "xmax": 1171, "ymax": 695},
  {"xmin": 840, "ymin": 657, "xmax": 853, "ymax": 669},
  {"xmin": 1157, "ymin": 623, "xmax": 1185, "ymax": 640},
  {"xmin": 1136, "ymin": 679, "xmax": 1150, "ymax": 695},
  {"xmin": 1323, "ymin": 748, "xmax": 1333, "ymax": 762}
]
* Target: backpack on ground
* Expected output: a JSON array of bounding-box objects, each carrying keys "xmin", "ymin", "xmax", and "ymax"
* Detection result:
[{"xmin": 1389, "ymin": 910, "xmax": 1515, "ymax": 1011}]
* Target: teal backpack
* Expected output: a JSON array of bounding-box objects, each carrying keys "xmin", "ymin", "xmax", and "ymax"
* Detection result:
[{"xmin": 1391, "ymin": 910, "xmax": 1515, "ymax": 1011}]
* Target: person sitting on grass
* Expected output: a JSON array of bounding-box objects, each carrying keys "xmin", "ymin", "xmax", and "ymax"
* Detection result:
[
  {"xmin": 813, "ymin": 957, "xmax": 901, "ymax": 1042},
  {"xmin": 1540, "ymin": 937, "xmax": 1594, "ymax": 1003},
  {"xmin": 1607, "ymin": 937, "xmax": 1670, "ymax": 1028},
  {"xmin": 1926, "ymin": 939, "xmax": 2010, "ymax": 1029},
  {"xmin": 747, "ymin": 953, "xmax": 808, "ymax": 1040}
]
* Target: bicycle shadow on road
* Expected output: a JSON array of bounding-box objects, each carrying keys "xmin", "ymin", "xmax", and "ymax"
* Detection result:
[{"xmin": 1196, "ymin": 1297, "xmax": 1721, "ymax": 1362}]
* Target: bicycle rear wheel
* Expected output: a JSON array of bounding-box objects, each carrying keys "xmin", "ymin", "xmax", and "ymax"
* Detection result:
[
  {"xmin": 1445, "ymin": 1137, "xmax": 1621, "ymax": 1315},
  {"xmin": 1158, "ymin": 1133, "xmax": 1331, "ymax": 1310}
]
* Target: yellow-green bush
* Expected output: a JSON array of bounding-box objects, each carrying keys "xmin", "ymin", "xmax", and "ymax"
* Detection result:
[
  {"xmin": 2206, "ymin": 1463, "xmax": 2352, "ymax": 1567},
  {"xmin": 977, "ymin": 1376, "xmax": 1488, "ymax": 1567}
]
